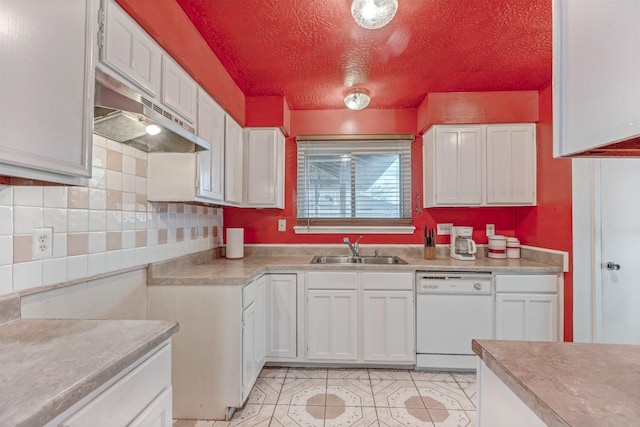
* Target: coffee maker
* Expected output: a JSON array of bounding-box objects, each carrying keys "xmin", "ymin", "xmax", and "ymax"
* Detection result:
[{"xmin": 450, "ymin": 226, "xmax": 477, "ymax": 260}]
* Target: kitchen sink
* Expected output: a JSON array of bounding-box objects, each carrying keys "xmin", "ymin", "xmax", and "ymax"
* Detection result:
[{"xmin": 310, "ymin": 255, "xmax": 408, "ymax": 265}]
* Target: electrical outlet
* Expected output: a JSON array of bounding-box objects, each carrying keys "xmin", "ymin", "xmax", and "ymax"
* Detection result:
[
  {"xmin": 33, "ymin": 227, "xmax": 53, "ymax": 260},
  {"xmin": 278, "ymin": 219, "xmax": 286, "ymax": 232},
  {"xmin": 436, "ymin": 223, "xmax": 453, "ymax": 235},
  {"xmin": 486, "ymin": 224, "xmax": 495, "ymax": 236}
]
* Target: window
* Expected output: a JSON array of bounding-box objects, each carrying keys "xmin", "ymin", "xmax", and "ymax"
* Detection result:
[{"xmin": 296, "ymin": 135, "xmax": 413, "ymax": 231}]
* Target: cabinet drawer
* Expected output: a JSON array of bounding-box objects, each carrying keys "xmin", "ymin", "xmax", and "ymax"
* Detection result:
[
  {"xmin": 307, "ymin": 272, "xmax": 357, "ymax": 290},
  {"xmin": 495, "ymin": 274, "xmax": 557, "ymax": 293},
  {"xmin": 361, "ymin": 272, "xmax": 413, "ymax": 290},
  {"xmin": 61, "ymin": 343, "xmax": 171, "ymax": 427}
]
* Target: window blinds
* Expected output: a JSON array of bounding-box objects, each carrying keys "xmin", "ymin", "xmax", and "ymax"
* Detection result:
[{"xmin": 296, "ymin": 136, "xmax": 413, "ymax": 226}]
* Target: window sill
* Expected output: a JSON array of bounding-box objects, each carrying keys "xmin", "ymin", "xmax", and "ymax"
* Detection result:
[{"xmin": 293, "ymin": 225, "xmax": 416, "ymax": 235}]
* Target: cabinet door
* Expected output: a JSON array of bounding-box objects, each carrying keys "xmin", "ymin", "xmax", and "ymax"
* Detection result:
[
  {"xmin": 486, "ymin": 125, "xmax": 536, "ymax": 205},
  {"xmin": 307, "ymin": 290, "xmax": 358, "ymax": 361},
  {"xmin": 496, "ymin": 293, "xmax": 558, "ymax": 342},
  {"xmin": 0, "ymin": 0, "xmax": 95, "ymax": 185},
  {"xmin": 161, "ymin": 56, "xmax": 197, "ymax": 123},
  {"xmin": 101, "ymin": 0, "xmax": 161, "ymax": 98},
  {"xmin": 224, "ymin": 115, "xmax": 244, "ymax": 205},
  {"xmin": 553, "ymin": 1, "xmax": 640, "ymax": 156},
  {"xmin": 244, "ymin": 128, "xmax": 285, "ymax": 208},
  {"xmin": 241, "ymin": 301, "xmax": 257, "ymax": 402},
  {"xmin": 266, "ymin": 274, "xmax": 297, "ymax": 359},
  {"xmin": 430, "ymin": 127, "xmax": 483, "ymax": 206},
  {"xmin": 363, "ymin": 291, "xmax": 414, "ymax": 362},
  {"xmin": 197, "ymin": 89, "xmax": 225, "ymax": 201}
]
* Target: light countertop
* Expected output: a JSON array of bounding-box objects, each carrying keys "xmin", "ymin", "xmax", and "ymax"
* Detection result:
[
  {"xmin": 148, "ymin": 254, "xmax": 562, "ymax": 286},
  {"xmin": 473, "ymin": 339, "xmax": 640, "ymax": 427},
  {"xmin": 0, "ymin": 316, "xmax": 178, "ymax": 427}
]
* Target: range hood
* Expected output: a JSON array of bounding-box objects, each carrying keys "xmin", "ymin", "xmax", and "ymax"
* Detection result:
[{"xmin": 94, "ymin": 69, "xmax": 210, "ymax": 153}]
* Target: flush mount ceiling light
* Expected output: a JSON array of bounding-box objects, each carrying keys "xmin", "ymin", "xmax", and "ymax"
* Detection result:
[
  {"xmin": 344, "ymin": 88, "xmax": 371, "ymax": 110},
  {"xmin": 351, "ymin": 0, "xmax": 398, "ymax": 29}
]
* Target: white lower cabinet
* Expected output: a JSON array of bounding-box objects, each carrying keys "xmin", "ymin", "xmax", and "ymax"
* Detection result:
[
  {"xmin": 495, "ymin": 274, "xmax": 558, "ymax": 342},
  {"xmin": 266, "ymin": 274, "xmax": 298, "ymax": 360},
  {"xmin": 242, "ymin": 275, "xmax": 266, "ymax": 402},
  {"xmin": 56, "ymin": 342, "xmax": 172, "ymax": 427},
  {"xmin": 307, "ymin": 289, "xmax": 359, "ymax": 361},
  {"xmin": 363, "ymin": 290, "xmax": 414, "ymax": 362},
  {"xmin": 305, "ymin": 271, "xmax": 414, "ymax": 364}
]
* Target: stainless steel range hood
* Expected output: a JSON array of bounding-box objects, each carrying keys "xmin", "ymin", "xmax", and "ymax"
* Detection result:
[{"xmin": 94, "ymin": 69, "xmax": 210, "ymax": 153}]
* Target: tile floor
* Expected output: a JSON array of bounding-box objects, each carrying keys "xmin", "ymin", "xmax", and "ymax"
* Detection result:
[{"xmin": 173, "ymin": 367, "xmax": 477, "ymax": 427}]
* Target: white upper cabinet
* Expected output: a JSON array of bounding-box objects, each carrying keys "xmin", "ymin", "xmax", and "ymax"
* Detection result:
[
  {"xmin": 486, "ymin": 124, "xmax": 536, "ymax": 205},
  {"xmin": 244, "ymin": 128, "xmax": 285, "ymax": 208},
  {"xmin": 424, "ymin": 124, "xmax": 536, "ymax": 207},
  {"xmin": 99, "ymin": 0, "xmax": 161, "ymax": 99},
  {"xmin": 197, "ymin": 89, "xmax": 226, "ymax": 202},
  {"xmin": 0, "ymin": 0, "xmax": 95, "ymax": 185},
  {"xmin": 553, "ymin": 1, "xmax": 640, "ymax": 156},
  {"xmin": 225, "ymin": 115, "xmax": 244, "ymax": 205},
  {"xmin": 424, "ymin": 126, "xmax": 483, "ymax": 206},
  {"xmin": 161, "ymin": 56, "xmax": 198, "ymax": 124}
]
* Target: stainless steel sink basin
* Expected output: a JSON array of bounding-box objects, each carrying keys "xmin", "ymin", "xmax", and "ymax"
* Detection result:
[{"xmin": 310, "ymin": 255, "xmax": 408, "ymax": 265}]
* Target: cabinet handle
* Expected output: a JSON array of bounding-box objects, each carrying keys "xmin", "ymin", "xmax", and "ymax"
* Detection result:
[
  {"xmin": 606, "ymin": 262, "xmax": 621, "ymax": 271},
  {"xmin": 473, "ymin": 283, "xmax": 482, "ymax": 290}
]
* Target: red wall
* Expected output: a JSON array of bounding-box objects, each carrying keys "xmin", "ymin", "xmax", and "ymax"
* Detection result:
[
  {"xmin": 515, "ymin": 85, "xmax": 573, "ymax": 341},
  {"xmin": 225, "ymin": 93, "xmax": 538, "ymax": 246}
]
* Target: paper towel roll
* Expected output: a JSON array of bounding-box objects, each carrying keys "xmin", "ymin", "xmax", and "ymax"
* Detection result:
[{"xmin": 226, "ymin": 228, "xmax": 244, "ymax": 259}]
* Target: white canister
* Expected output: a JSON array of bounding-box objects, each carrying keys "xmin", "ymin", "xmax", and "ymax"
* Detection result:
[
  {"xmin": 488, "ymin": 235, "xmax": 507, "ymax": 259},
  {"xmin": 506, "ymin": 237, "xmax": 521, "ymax": 259},
  {"xmin": 226, "ymin": 228, "xmax": 244, "ymax": 259}
]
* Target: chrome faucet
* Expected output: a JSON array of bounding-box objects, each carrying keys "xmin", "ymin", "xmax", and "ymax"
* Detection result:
[{"xmin": 343, "ymin": 236, "xmax": 363, "ymax": 257}]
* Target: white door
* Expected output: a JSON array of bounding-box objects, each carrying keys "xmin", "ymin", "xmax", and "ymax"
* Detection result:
[
  {"xmin": 307, "ymin": 290, "xmax": 358, "ymax": 361},
  {"xmin": 598, "ymin": 159, "xmax": 640, "ymax": 344},
  {"xmin": 362, "ymin": 291, "xmax": 414, "ymax": 362},
  {"xmin": 197, "ymin": 89, "xmax": 225, "ymax": 201},
  {"xmin": 434, "ymin": 127, "xmax": 483, "ymax": 205},
  {"xmin": 495, "ymin": 293, "xmax": 557, "ymax": 341},
  {"xmin": 241, "ymin": 301, "xmax": 256, "ymax": 402},
  {"xmin": 266, "ymin": 274, "xmax": 297, "ymax": 359}
]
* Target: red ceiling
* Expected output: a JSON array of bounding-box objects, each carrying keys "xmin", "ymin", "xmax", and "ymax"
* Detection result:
[{"xmin": 176, "ymin": 0, "xmax": 551, "ymax": 110}]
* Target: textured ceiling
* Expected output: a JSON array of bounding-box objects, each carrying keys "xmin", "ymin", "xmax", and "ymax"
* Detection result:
[{"xmin": 176, "ymin": 0, "xmax": 552, "ymax": 110}]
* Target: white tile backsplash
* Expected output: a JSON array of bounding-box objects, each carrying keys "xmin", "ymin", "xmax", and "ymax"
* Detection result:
[
  {"xmin": 13, "ymin": 260, "xmax": 43, "ymax": 291},
  {"xmin": 52, "ymin": 233, "xmax": 67, "ymax": 259},
  {"xmin": 1, "ymin": 135, "xmax": 220, "ymax": 295},
  {"xmin": 88, "ymin": 232, "xmax": 106, "ymax": 254},
  {"xmin": 67, "ymin": 209, "xmax": 89, "ymax": 232},
  {"xmin": 0, "ymin": 236, "xmax": 13, "ymax": 266},
  {"xmin": 87, "ymin": 253, "xmax": 106, "ymax": 276},
  {"xmin": 0, "ymin": 186, "xmax": 12, "ymax": 206},
  {"xmin": 67, "ymin": 255, "xmax": 88, "ymax": 281},
  {"xmin": 0, "ymin": 206, "xmax": 13, "ymax": 235},
  {"xmin": 14, "ymin": 207, "xmax": 43, "ymax": 233},
  {"xmin": 42, "ymin": 258, "xmax": 67, "ymax": 286},
  {"xmin": 13, "ymin": 187, "xmax": 42, "ymax": 207},
  {"xmin": 43, "ymin": 187, "xmax": 68, "ymax": 208},
  {"xmin": 0, "ymin": 265, "xmax": 12, "ymax": 294},
  {"xmin": 43, "ymin": 208, "xmax": 67, "ymax": 232}
]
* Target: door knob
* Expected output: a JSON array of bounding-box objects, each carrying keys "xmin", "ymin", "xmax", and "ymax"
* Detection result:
[{"xmin": 606, "ymin": 262, "xmax": 621, "ymax": 271}]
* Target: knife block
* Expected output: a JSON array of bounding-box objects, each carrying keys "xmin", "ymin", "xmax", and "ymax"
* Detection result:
[{"xmin": 423, "ymin": 246, "xmax": 436, "ymax": 260}]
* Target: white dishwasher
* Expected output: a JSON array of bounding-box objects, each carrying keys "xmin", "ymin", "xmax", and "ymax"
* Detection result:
[{"xmin": 416, "ymin": 272, "xmax": 493, "ymax": 371}]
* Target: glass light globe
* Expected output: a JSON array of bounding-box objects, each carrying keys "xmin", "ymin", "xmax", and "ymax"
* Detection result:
[
  {"xmin": 344, "ymin": 89, "xmax": 371, "ymax": 110},
  {"xmin": 351, "ymin": 0, "xmax": 398, "ymax": 30}
]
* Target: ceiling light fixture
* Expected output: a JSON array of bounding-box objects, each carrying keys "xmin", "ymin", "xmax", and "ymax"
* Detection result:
[
  {"xmin": 344, "ymin": 88, "xmax": 371, "ymax": 110},
  {"xmin": 351, "ymin": 0, "xmax": 398, "ymax": 30}
]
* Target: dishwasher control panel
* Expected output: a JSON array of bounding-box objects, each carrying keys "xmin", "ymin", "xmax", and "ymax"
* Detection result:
[{"xmin": 416, "ymin": 272, "xmax": 492, "ymax": 294}]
